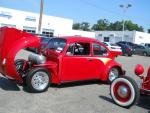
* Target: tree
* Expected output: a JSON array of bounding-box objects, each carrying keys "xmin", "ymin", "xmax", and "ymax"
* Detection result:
[
  {"xmin": 125, "ymin": 20, "xmax": 144, "ymax": 32},
  {"xmin": 72, "ymin": 22, "xmax": 90, "ymax": 31},
  {"xmin": 108, "ymin": 21, "xmax": 122, "ymax": 31},
  {"xmin": 72, "ymin": 23, "xmax": 80, "ymax": 30},
  {"xmin": 80, "ymin": 22, "xmax": 90, "ymax": 31},
  {"xmin": 91, "ymin": 19, "xmax": 110, "ymax": 31}
]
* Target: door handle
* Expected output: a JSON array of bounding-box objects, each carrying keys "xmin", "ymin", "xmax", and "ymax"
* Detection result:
[{"xmin": 87, "ymin": 58, "xmax": 93, "ymax": 61}]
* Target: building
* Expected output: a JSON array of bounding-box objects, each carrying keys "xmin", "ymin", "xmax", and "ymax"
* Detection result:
[
  {"xmin": 0, "ymin": 7, "xmax": 95, "ymax": 38},
  {"xmin": 95, "ymin": 31, "xmax": 150, "ymax": 44}
]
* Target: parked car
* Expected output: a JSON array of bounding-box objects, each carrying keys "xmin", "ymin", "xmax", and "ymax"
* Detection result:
[
  {"xmin": 117, "ymin": 41, "xmax": 137, "ymax": 49},
  {"xmin": 110, "ymin": 64, "xmax": 150, "ymax": 108},
  {"xmin": 0, "ymin": 27, "xmax": 124, "ymax": 93},
  {"xmin": 116, "ymin": 43, "xmax": 133, "ymax": 56},
  {"xmin": 102, "ymin": 42, "xmax": 122, "ymax": 52},
  {"xmin": 133, "ymin": 45, "xmax": 150, "ymax": 56},
  {"xmin": 140, "ymin": 43, "xmax": 150, "ymax": 48}
]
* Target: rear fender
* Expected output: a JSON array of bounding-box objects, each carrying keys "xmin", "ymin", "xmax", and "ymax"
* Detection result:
[{"xmin": 100, "ymin": 61, "xmax": 124, "ymax": 81}]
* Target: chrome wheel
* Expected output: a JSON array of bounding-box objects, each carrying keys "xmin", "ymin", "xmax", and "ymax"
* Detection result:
[
  {"xmin": 109, "ymin": 68, "xmax": 119, "ymax": 82},
  {"xmin": 31, "ymin": 71, "xmax": 49, "ymax": 91}
]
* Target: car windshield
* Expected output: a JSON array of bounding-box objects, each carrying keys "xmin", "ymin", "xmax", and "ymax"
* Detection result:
[{"xmin": 46, "ymin": 38, "xmax": 66, "ymax": 52}]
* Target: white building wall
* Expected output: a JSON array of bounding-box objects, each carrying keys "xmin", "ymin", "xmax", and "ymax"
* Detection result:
[
  {"xmin": 0, "ymin": 7, "xmax": 95, "ymax": 38},
  {"xmin": 95, "ymin": 31, "xmax": 135, "ymax": 43},
  {"xmin": 134, "ymin": 31, "xmax": 150, "ymax": 44}
]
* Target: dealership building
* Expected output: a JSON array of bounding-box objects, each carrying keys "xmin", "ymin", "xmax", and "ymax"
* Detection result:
[
  {"xmin": 0, "ymin": 7, "xmax": 95, "ymax": 38},
  {"xmin": 95, "ymin": 31, "xmax": 150, "ymax": 44}
]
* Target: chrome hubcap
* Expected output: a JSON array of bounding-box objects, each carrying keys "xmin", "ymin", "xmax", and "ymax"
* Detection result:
[
  {"xmin": 109, "ymin": 68, "xmax": 119, "ymax": 82},
  {"xmin": 117, "ymin": 86, "xmax": 128, "ymax": 98},
  {"xmin": 31, "ymin": 71, "xmax": 49, "ymax": 91}
]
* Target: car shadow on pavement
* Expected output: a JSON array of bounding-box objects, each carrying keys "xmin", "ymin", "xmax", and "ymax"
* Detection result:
[
  {"xmin": 23, "ymin": 80, "xmax": 108, "ymax": 93},
  {"xmin": 0, "ymin": 76, "xmax": 20, "ymax": 91},
  {"xmin": 136, "ymin": 95, "xmax": 150, "ymax": 111},
  {"xmin": 99, "ymin": 95, "xmax": 114, "ymax": 104},
  {"xmin": 52, "ymin": 80, "xmax": 107, "ymax": 88},
  {"xmin": 99, "ymin": 95, "xmax": 150, "ymax": 111}
]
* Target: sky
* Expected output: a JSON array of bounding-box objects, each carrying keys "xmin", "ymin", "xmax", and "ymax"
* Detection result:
[{"xmin": 0, "ymin": 0, "xmax": 150, "ymax": 31}]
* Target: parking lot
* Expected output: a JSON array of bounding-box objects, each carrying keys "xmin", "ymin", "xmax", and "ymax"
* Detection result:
[{"xmin": 0, "ymin": 50, "xmax": 150, "ymax": 113}]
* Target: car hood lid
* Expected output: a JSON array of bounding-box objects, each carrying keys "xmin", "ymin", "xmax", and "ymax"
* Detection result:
[{"xmin": 0, "ymin": 27, "xmax": 40, "ymax": 81}]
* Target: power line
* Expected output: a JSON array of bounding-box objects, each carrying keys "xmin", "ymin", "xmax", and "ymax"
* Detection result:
[{"xmin": 79, "ymin": 0, "xmax": 150, "ymax": 24}]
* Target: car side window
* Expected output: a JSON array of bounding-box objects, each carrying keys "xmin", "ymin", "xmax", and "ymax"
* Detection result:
[
  {"xmin": 93, "ymin": 43, "xmax": 108, "ymax": 56},
  {"xmin": 138, "ymin": 46, "xmax": 144, "ymax": 49},
  {"xmin": 66, "ymin": 42, "xmax": 90, "ymax": 56}
]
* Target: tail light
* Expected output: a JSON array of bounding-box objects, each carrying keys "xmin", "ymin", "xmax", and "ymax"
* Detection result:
[
  {"xmin": 128, "ymin": 48, "xmax": 131, "ymax": 52},
  {"xmin": 134, "ymin": 64, "xmax": 144, "ymax": 79}
]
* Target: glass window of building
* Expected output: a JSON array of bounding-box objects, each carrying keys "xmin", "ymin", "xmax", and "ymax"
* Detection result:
[
  {"xmin": 23, "ymin": 26, "xmax": 36, "ymax": 34},
  {"xmin": 42, "ymin": 28, "xmax": 54, "ymax": 37},
  {"xmin": 0, "ymin": 23, "xmax": 16, "ymax": 28}
]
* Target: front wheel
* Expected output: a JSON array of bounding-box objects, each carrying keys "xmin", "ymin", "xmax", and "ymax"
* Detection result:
[
  {"xmin": 15, "ymin": 59, "xmax": 25, "ymax": 75},
  {"xmin": 110, "ymin": 76, "xmax": 140, "ymax": 108},
  {"xmin": 26, "ymin": 68, "xmax": 51, "ymax": 93}
]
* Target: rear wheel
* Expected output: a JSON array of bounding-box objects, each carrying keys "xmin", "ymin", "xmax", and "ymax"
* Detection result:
[
  {"xmin": 110, "ymin": 76, "xmax": 140, "ymax": 108},
  {"xmin": 108, "ymin": 68, "xmax": 119, "ymax": 83},
  {"xmin": 26, "ymin": 68, "xmax": 51, "ymax": 93},
  {"xmin": 143, "ymin": 52, "xmax": 147, "ymax": 56}
]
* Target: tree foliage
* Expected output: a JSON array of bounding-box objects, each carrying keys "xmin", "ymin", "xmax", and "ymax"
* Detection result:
[
  {"xmin": 91, "ymin": 19, "xmax": 110, "ymax": 31},
  {"xmin": 80, "ymin": 22, "xmax": 90, "ymax": 31},
  {"xmin": 72, "ymin": 22, "xmax": 90, "ymax": 31},
  {"xmin": 73, "ymin": 19, "xmax": 144, "ymax": 32},
  {"xmin": 72, "ymin": 23, "xmax": 80, "ymax": 30}
]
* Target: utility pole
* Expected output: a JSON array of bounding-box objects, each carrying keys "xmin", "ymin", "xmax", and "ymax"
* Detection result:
[
  {"xmin": 38, "ymin": 0, "xmax": 44, "ymax": 34},
  {"xmin": 119, "ymin": 4, "xmax": 132, "ymax": 41}
]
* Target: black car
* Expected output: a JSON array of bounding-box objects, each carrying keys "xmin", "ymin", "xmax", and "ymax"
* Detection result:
[
  {"xmin": 116, "ymin": 43, "xmax": 133, "ymax": 56},
  {"xmin": 117, "ymin": 41, "xmax": 137, "ymax": 49}
]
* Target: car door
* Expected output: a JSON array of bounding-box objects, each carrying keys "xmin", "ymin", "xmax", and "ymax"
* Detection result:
[
  {"xmin": 61, "ymin": 42, "xmax": 100, "ymax": 82},
  {"xmin": 92, "ymin": 43, "xmax": 110, "ymax": 75},
  {"xmin": 138, "ymin": 46, "xmax": 145, "ymax": 55},
  {"xmin": 134, "ymin": 45, "xmax": 141, "ymax": 54}
]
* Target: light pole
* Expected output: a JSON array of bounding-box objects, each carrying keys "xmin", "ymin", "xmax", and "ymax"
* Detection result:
[
  {"xmin": 38, "ymin": 0, "xmax": 44, "ymax": 34},
  {"xmin": 119, "ymin": 4, "xmax": 132, "ymax": 41}
]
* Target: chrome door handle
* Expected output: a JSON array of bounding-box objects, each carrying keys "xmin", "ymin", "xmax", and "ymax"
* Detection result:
[{"xmin": 87, "ymin": 58, "xmax": 93, "ymax": 61}]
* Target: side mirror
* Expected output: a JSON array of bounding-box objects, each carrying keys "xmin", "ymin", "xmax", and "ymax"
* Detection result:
[{"xmin": 134, "ymin": 64, "xmax": 144, "ymax": 77}]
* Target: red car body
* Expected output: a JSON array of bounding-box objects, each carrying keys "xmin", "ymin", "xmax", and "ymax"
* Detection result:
[{"xmin": 0, "ymin": 27, "xmax": 124, "ymax": 92}]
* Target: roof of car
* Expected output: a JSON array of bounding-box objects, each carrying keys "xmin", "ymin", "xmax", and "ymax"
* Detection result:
[{"xmin": 59, "ymin": 36, "xmax": 100, "ymax": 43}]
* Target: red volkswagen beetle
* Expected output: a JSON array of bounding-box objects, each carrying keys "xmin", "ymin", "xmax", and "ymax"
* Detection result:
[{"xmin": 0, "ymin": 27, "xmax": 124, "ymax": 93}]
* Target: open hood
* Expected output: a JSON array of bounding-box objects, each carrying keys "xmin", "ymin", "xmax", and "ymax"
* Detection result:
[{"xmin": 0, "ymin": 27, "xmax": 40, "ymax": 82}]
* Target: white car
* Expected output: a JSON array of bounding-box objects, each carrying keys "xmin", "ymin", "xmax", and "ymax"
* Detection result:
[{"xmin": 103, "ymin": 42, "xmax": 122, "ymax": 52}]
